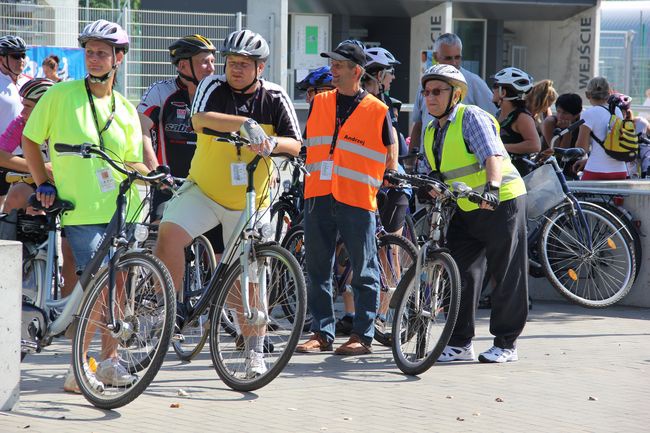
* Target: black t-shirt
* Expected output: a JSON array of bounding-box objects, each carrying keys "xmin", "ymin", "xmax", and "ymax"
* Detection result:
[
  {"xmin": 305, "ymin": 90, "xmax": 394, "ymax": 146},
  {"xmin": 191, "ymin": 75, "xmax": 301, "ymax": 140}
]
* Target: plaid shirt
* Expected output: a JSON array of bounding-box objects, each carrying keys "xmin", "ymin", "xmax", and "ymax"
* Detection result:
[{"xmin": 426, "ymin": 104, "xmax": 504, "ymax": 168}]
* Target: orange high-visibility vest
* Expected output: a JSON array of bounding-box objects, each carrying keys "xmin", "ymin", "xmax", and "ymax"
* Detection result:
[{"xmin": 304, "ymin": 90, "xmax": 388, "ymax": 211}]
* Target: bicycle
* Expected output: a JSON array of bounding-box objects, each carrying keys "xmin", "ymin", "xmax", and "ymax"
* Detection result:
[
  {"xmin": 281, "ymin": 215, "xmax": 417, "ymax": 346},
  {"xmin": 20, "ymin": 143, "xmax": 177, "ymax": 410},
  {"xmin": 161, "ymin": 129, "xmax": 307, "ymax": 391},
  {"xmin": 269, "ymin": 155, "xmax": 307, "ymax": 242},
  {"xmin": 522, "ymin": 120, "xmax": 637, "ymax": 307},
  {"xmin": 385, "ymin": 172, "xmax": 482, "ymax": 375}
]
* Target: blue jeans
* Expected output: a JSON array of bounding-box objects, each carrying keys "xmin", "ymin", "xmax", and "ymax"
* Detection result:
[
  {"xmin": 303, "ymin": 195, "xmax": 380, "ymax": 345},
  {"xmin": 64, "ymin": 224, "xmax": 109, "ymax": 271}
]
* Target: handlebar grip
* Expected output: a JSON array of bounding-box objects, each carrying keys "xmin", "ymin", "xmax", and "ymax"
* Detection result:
[
  {"xmin": 54, "ymin": 143, "xmax": 83, "ymax": 153},
  {"xmin": 558, "ymin": 119, "xmax": 585, "ymax": 137}
]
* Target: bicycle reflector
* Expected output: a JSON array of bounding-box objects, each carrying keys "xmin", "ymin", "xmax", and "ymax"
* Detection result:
[
  {"xmin": 134, "ymin": 223, "xmax": 150, "ymax": 242},
  {"xmin": 567, "ymin": 269, "xmax": 578, "ymax": 281},
  {"xmin": 607, "ymin": 237, "xmax": 617, "ymax": 250}
]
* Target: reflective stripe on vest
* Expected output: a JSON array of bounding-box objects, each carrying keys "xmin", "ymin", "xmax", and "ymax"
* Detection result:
[
  {"xmin": 424, "ymin": 104, "xmax": 526, "ymax": 212},
  {"xmin": 304, "ymin": 89, "xmax": 389, "ymax": 211}
]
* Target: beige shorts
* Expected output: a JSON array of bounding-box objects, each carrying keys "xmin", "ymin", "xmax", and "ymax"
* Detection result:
[{"xmin": 161, "ymin": 181, "xmax": 271, "ymax": 253}]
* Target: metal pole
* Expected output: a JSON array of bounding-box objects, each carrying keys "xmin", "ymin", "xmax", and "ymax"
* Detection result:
[
  {"xmin": 236, "ymin": 12, "xmax": 242, "ymax": 31},
  {"xmin": 624, "ymin": 30, "xmax": 635, "ymax": 95}
]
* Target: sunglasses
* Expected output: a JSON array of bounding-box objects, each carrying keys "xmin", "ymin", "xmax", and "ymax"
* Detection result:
[
  {"xmin": 9, "ymin": 53, "xmax": 26, "ymax": 60},
  {"xmin": 421, "ymin": 87, "xmax": 452, "ymax": 97}
]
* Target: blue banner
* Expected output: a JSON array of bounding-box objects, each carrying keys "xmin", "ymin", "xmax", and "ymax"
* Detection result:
[{"xmin": 23, "ymin": 46, "xmax": 86, "ymax": 81}]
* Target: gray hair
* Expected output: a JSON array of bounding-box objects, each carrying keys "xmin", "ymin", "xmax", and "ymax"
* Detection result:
[{"xmin": 434, "ymin": 33, "xmax": 463, "ymax": 53}]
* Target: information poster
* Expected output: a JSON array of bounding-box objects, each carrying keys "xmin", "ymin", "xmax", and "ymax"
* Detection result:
[
  {"xmin": 291, "ymin": 14, "xmax": 330, "ymax": 70},
  {"xmin": 24, "ymin": 46, "xmax": 85, "ymax": 80}
]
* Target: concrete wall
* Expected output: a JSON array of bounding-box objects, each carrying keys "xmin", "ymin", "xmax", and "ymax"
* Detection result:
[
  {"xmin": 0, "ymin": 241, "xmax": 22, "ymax": 411},
  {"xmin": 247, "ymin": 0, "xmax": 289, "ymax": 89},
  {"xmin": 503, "ymin": 5, "xmax": 600, "ymax": 96},
  {"xmin": 408, "ymin": 2, "xmax": 452, "ymax": 104}
]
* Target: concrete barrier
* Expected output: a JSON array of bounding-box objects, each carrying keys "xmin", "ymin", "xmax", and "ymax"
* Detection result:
[
  {"xmin": 0, "ymin": 240, "xmax": 22, "ymax": 410},
  {"xmin": 530, "ymin": 180, "xmax": 650, "ymax": 308}
]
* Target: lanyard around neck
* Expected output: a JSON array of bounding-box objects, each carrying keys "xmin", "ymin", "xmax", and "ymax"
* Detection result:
[
  {"xmin": 330, "ymin": 90, "xmax": 365, "ymax": 156},
  {"xmin": 85, "ymin": 78, "xmax": 115, "ymax": 150}
]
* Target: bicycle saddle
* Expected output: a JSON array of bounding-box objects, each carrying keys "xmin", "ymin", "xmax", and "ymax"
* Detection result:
[
  {"xmin": 28, "ymin": 194, "xmax": 75, "ymax": 213},
  {"xmin": 553, "ymin": 147, "xmax": 585, "ymax": 160}
]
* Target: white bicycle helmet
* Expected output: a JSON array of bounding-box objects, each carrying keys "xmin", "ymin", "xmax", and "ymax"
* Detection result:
[
  {"xmin": 220, "ymin": 29, "xmax": 269, "ymax": 60},
  {"xmin": 421, "ymin": 64, "xmax": 468, "ymax": 100},
  {"xmin": 0, "ymin": 35, "xmax": 27, "ymax": 55},
  {"xmin": 19, "ymin": 78, "xmax": 54, "ymax": 101},
  {"xmin": 492, "ymin": 67, "xmax": 533, "ymax": 99},
  {"xmin": 364, "ymin": 47, "xmax": 400, "ymax": 70},
  {"xmin": 79, "ymin": 19, "xmax": 129, "ymax": 53}
]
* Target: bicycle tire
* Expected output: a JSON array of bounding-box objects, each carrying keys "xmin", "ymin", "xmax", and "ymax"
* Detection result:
[
  {"xmin": 279, "ymin": 224, "xmax": 311, "ymax": 333},
  {"xmin": 374, "ymin": 234, "xmax": 418, "ymax": 347},
  {"xmin": 270, "ymin": 201, "xmax": 300, "ymax": 243},
  {"xmin": 575, "ymin": 196, "xmax": 642, "ymax": 278},
  {"xmin": 172, "ymin": 235, "xmax": 216, "ymax": 361},
  {"xmin": 411, "ymin": 207, "xmax": 430, "ymax": 246},
  {"xmin": 539, "ymin": 201, "xmax": 636, "ymax": 308},
  {"xmin": 391, "ymin": 251, "xmax": 461, "ymax": 375},
  {"xmin": 20, "ymin": 257, "xmax": 46, "ymax": 361},
  {"xmin": 208, "ymin": 244, "xmax": 306, "ymax": 391},
  {"xmin": 72, "ymin": 252, "xmax": 175, "ymax": 409}
]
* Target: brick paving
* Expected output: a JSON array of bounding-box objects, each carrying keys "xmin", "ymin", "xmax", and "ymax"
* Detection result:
[{"xmin": 2, "ymin": 301, "xmax": 649, "ymax": 433}]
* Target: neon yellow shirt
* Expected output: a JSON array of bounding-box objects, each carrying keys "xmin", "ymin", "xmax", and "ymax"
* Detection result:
[{"xmin": 23, "ymin": 79, "xmax": 143, "ymax": 226}]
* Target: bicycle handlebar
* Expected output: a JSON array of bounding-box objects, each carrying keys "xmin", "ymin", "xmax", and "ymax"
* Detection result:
[
  {"xmin": 53, "ymin": 143, "xmax": 171, "ymax": 184},
  {"xmin": 387, "ymin": 171, "xmax": 483, "ymax": 204}
]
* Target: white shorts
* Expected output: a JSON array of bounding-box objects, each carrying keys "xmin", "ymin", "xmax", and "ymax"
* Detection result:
[{"xmin": 161, "ymin": 181, "xmax": 271, "ymax": 256}]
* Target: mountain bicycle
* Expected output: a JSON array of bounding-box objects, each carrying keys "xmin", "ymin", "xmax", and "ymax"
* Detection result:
[{"xmin": 385, "ymin": 172, "xmax": 482, "ymax": 375}]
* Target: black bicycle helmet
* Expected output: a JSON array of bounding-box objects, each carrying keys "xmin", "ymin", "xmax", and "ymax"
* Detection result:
[
  {"xmin": 296, "ymin": 66, "xmax": 333, "ymax": 91},
  {"xmin": 0, "ymin": 35, "xmax": 27, "ymax": 55},
  {"xmin": 169, "ymin": 34, "xmax": 216, "ymax": 65}
]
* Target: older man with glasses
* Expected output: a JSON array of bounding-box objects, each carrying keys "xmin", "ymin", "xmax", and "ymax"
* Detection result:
[
  {"xmin": 410, "ymin": 33, "xmax": 496, "ymax": 164},
  {"xmin": 0, "ymin": 35, "xmax": 31, "ymax": 209}
]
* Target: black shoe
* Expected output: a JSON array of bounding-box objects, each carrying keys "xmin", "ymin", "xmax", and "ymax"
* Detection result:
[
  {"xmin": 335, "ymin": 316, "xmax": 353, "ymax": 336},
  {"xmin": 478, "ymin": 295, "xmax": 491, "ymax": 310}
]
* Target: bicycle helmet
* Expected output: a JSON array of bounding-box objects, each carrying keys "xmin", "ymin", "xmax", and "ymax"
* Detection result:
[
  {"xmin": 339, "ymin": 39, "xmax": 366, "ymax": 50},
  {"xmin": 364, "ymin": 47, "xmax": 400, "ymax": 70},
  {"xmin": 608, "ymin": 93, "xmax": 632, "ymax": 112},
  {"xmin": 296, "ymin": 66, "xmax": 333, "ymax": 91},
  {"xmin": 79, "ymin": 19, "xmax": 129, "ymax": 53},
  {"xmin": 169, "ymin": 34, "xmax": 216, "ymax": 65},
  {"xmin": 220, "ymin": 29, "xmax": 269, "ymax": 60},
  {"xmin": 492, "ymin": 67, "xmax": 533, "ymax": 100},
  {"xmin": 421, "ymin": 64, "xmax": 468, "ymax": 119},
  {"xmin": 19, "ymin": 78, "xmax": 54, "ymax": 101},
  {"xmin": 0, "ymin": 35, "xmax": 27, "ymax": 55}
]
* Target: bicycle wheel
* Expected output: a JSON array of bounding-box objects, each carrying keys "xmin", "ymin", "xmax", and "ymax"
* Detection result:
[
  {"xmin": 374, "ymin": 234, "xmax": 417, "ymax": 346},
  {"xmin": 411, "ymin": 207, "xmax": 430, "ymax": 245},
  {"xmin": 72, "ymin": 252, "xmax": 175, "ymax": 409},
  {"xmin": 279, "ymin": 224, "xmax": 311, "ymax": 332},
  {"xmin": 401, "ymin": 213, "xmax": 418, "ymax": 247},
  {"xmin": 539, "ymin": 201, "xmax": 636, "ymax": 308},
  {"xmin": 391, "ymin": 251, "xmax": 461, "ymax": 375},
  {"xmin": 270, "ymin": 201, "xmax": 299, "ymax": 243},
  {"xmin": 173, "ymin": 235, "xmax": 216, "ymax": 361},
  {"xmin": 208, "ymin": 244, "xmax": 306, "ymax": 391}
]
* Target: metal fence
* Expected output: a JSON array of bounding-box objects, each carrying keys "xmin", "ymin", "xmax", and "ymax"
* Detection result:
[{"xmin": 0, "ymin": 2, "xmax": 244, "ymax": 102}]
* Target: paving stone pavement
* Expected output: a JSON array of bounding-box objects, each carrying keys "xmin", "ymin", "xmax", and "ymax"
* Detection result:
[{"xmin": 2, "ymin": 301, "xmax": 649, "ymax": 433}]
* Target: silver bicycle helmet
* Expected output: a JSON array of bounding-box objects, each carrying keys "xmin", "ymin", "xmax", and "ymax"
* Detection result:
[
  {"xmin": 220, "ymin": 29, "xmax": 269, "ymax": 60},
  {"xmin": 0, "ymin": 35, "xmax": 27, "ymax": 55},
  {"xmin": 79, "ymin": 19, "xmax": 130, "ymax": 53},
  {"xmin": 364, "ymin": 47, "xmax": 400, "ymax": 69},
  {"xmin": 421, "ymin": 64, "xmax": 468, "ymax": 100}
]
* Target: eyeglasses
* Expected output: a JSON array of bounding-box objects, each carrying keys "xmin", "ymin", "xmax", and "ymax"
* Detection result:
[
  {"xmin": 9, "ymin": 53, "xmax": 26, "ymax": 60},
  {"xmin": 421, "ymin": 87, "xmax": 452, "ymax": 97},
  {"xmin": 440, "ymin": 55, "xmax": 462, "ymax": 62}
]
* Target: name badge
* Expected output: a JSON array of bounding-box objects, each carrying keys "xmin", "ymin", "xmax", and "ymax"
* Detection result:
[
  {"xmin": 231, "ymin": 162, "xmax": 247, "ymax": 186},
  {"xmin": 96, "ymin": 168, "xmax": 116, "ymax": 193},
  {"xmin": 320, "ymin": 160, "xmax": 334, "ymax": 180}
]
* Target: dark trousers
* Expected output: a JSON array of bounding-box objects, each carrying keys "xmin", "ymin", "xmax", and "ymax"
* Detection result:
[
  {"xmin": 446, "ymin": 195, "xmax": 528, "ymax": 349},
  {"xmin": 303, "ymin": 195, "xmax": 380, "ymax": 345}
]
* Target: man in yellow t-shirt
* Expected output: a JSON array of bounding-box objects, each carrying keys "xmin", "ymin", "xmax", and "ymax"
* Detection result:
[{"xmin": 154, "ymin": 29, "xmax": 301, "ymax": 378}]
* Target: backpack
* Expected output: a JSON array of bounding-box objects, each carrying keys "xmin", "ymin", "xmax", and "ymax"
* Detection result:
[{"xmin": 590, "ymin": 106, "xmax": 639, "ymax": 162}]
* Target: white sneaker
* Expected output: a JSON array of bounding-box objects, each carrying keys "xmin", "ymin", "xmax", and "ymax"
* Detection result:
[
  {"xmin": 245, "ymin": 350, "xmax": 268, "ymax": 378},
  {"xmin": 437, "ymin": 344, "xmax": 475, "ymax": 362},
  {"xmin": 478, "ymin": 346, "xmax": 518, "ymax": 363},
  {"xmin": 95, "ymin": 358, "xmax": 138, "ymax": 387},
  {"xmin": 63, "ymin": 364, "xmax": 104, "ymax": 394}
]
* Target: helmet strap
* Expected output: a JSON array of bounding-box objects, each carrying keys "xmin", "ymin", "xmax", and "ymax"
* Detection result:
[
  {"xmin": 433, "ymin": 86, "xmax": 457, "ymax": 120},
  {"xmin": 178, "ymin": 58, "xmax": 200, "ymax": 86},
  {"xmin": 1, "ymin": 56, "xmax": 21, "ymax": 80},
  {"xmin": 229, "ymin": 59, "xmax": 259, "ymax": 94},
  {"xmin": 87, "ymin": 46, "xmax": 117, "ymax": 85}
]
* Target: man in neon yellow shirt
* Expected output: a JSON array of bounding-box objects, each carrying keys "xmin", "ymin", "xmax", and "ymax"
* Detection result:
[{"xmin": 22, "ymin": 19, "xmax": 148, "ymax": 392}]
